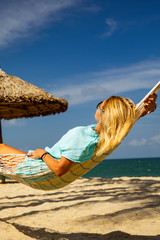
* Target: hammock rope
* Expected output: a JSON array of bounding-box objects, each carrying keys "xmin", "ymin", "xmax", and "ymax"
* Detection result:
[{"xmin": 0, "ymin": 104, "xmax": 144, "ymax": 191}]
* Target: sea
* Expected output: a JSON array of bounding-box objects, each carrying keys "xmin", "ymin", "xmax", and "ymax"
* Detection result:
[
  {"xmin": 1, "ymin": 157, "xmax": 160, "ymax": 180},
  {"xmin": 83, "ymin": 157, "xmax": 160, "ymax": 178}
]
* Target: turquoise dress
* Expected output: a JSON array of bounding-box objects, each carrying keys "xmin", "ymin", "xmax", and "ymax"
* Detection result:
[{"xmin": 15, "ymin": 125, "xmax": 99, "ymax": 175}]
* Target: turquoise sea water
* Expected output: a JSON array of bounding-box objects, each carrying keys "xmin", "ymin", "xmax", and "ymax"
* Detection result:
[{"xmin": 83, "ymin": 157, "xmax": 160, "ymax": 178}]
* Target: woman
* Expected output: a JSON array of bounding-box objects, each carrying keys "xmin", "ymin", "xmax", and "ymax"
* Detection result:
[{"xmin": 0, "ymin": 94, "xmax": 157, "ymax": 177}]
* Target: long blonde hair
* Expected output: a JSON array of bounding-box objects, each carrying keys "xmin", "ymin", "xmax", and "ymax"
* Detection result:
[{"xmin": 96, "ymin": 96, "xmax": 135, "ymax": 156}]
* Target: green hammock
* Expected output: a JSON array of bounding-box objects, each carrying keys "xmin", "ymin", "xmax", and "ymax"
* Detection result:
[{"xmin": 0, "ymin": 149, "xmax": 116, "ymax": 190}]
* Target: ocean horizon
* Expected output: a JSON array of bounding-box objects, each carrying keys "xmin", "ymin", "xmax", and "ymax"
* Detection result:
[
  {"xmin": 1, "ymin": 157, "xmax": 160, "ymax": 181},
  {"xmin": 83, "ymin": 157, "xmax": 160, "ymax": 178}
]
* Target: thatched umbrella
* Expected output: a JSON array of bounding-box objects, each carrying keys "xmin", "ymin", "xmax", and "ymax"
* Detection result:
[{"xmin": 0, "ymin": 68, "xmax": 68, "ymax": 183}]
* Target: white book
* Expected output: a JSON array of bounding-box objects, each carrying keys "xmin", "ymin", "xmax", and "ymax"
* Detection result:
[{"xmin": 135, "ymin": 81, "xmax": 160, "ymax": 110}]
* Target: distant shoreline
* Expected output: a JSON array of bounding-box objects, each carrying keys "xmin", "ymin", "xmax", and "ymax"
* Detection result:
[
  {"xmin": 1, "ymin": 157, "xmax": 160, "ymax": 181},
  {"xmin": 106, "ymin": 156, "xmax": 160, "ymax": 160}
]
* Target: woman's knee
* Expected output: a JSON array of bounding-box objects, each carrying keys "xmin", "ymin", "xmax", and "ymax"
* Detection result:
[
  {"xmin": 0, "ymin": 144, "xmax": 10, "ymax": 152},
  {"xmin": 0, "ymin": 143, "xmax": 8, "ymax": 149},
  {"xmin": 0, "ymin": 144, "xmax": 25, "ymax": 154}
]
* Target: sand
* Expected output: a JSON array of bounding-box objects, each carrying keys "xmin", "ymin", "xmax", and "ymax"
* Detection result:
[{"xmin": 0, "ymin": 177, "xmax": 160, "ymax": 240}]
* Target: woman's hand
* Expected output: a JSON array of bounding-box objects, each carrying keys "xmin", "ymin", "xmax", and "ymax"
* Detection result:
[
  {"xmin": 141, "ymin": 93, "xmax": 157, "ymax": 117},
  {"xmin": 28, "ymin": 150, "xmax": 73, "ymax": 176},
  {"xmin": 27, "ymin": 149, "xmax": 46, "ymax": 159}
]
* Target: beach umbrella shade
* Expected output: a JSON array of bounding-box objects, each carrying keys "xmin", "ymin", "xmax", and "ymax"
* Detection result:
[
  {"xmin": 0, "ymin": 68, "xmax": 68, "ymax": 120},
  {"xmin": 0, "ymin": 68, "xmax": 68, "ymax": 182}
]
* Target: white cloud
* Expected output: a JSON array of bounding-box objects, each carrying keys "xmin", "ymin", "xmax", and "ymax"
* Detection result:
[
  {"xmin": 0, "ymin": 0, "xmax": 79, "ymax": 47},
  {"xmin": 3, "ymin": 119, "xmax": 25, "ymax": 127},
  {"xmin": 128, "ymin": 138, "xmax": 147, "ymax": 147},
  {"xmin": 51, "ymin": 59, "xmax": 160, "ymax": 105},
  {"xmin": 104, "ymin": 18, "xmax": 118, "ymax": 37},
  {"xmin": 150, "ymin": 134, "xmax": 160, "ymax": 145},
  {"xmin": 128, "ymin": 133, "xmax": 160, "ymax": 147}
]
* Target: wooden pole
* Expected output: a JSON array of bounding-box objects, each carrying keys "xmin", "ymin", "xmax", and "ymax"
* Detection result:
[
  {"xmin": 0, "ymin": 120, "xmax": 5, "ymax": 183},
  {"xmin": 0, "ymin": 119, "xmax": 3, "ymax": 143}
]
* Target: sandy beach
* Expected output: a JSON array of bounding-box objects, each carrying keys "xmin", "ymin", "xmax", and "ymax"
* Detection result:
[{"xmin": 0, "ymin": 176, "xmax": 160, "ymax": 240}]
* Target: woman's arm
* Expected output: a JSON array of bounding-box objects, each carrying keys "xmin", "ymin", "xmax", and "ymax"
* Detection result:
[
  {"xmin": 139, "ymin": 93, "xmax": 157, "ymax": 117},
  {"xmin": 28, "ymin": 149, "xmax": 73, "ymax": 176}
]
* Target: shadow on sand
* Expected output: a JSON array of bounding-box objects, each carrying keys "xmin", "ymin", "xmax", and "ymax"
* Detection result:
[
  {"xmin": 1, "ymin": 177, "xmax": 160, "ymax": 239},
  {"xmin": 11, "ymin": 223, "xmax": 160, "ymax": 240}
]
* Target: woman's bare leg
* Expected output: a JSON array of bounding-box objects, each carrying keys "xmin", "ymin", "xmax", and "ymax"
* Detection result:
[
  {"xmin": 0, "ymin": 144, "xmax": 26, "ymax": 170},
  {"xmin": 0, "ymin": 143, "xmax": 26, "ymax": 154}
]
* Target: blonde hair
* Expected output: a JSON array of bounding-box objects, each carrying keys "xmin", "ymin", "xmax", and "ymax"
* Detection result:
[{"xmin": 96, "ymin": 96, "xmax": 135, "ymax": 156}]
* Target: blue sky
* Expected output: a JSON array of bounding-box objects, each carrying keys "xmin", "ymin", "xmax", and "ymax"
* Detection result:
[{"xmin": 0, "ymin": 0, "xmax": 160, "ymax": 159}]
